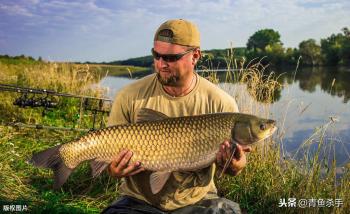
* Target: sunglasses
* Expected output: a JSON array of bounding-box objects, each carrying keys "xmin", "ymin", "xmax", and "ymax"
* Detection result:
[{"xmin": 151, "ymin": 48, "xmax": 195, "ymax": 62}]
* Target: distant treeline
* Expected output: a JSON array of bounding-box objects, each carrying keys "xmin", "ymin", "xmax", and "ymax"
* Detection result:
[
  {"xmin": 110, "ymin": 27, "xmax": 350, "ymax": 68},
  {"xmin": 0, "ymin": 54, "xmax": 44, "ymax": 65}
]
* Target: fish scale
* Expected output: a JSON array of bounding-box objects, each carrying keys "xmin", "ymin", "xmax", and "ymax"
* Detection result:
[{"xmin": 30, "ymin": 108, "xmax": 276, "ymax": 192}]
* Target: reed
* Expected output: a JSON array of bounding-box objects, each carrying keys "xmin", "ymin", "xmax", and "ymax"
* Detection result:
[{"xmin": 211, "ymin": 49, "xmax": 349, "ymax": 213}]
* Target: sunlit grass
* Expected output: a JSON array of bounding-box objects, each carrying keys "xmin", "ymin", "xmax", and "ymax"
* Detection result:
[{"xmin": 0, "ymin": 60, "xmax": 119, "ymax": 212}]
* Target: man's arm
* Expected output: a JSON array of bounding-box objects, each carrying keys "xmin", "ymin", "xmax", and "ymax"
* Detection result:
[{"xmin": 216, "ymin": 141, "xmax": 252, "ymax": 176}]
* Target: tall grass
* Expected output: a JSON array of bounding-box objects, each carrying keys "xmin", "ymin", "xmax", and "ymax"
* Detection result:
[{"xmin": 0, "ymin": 60, "xmax": 119, "ymax": 212}]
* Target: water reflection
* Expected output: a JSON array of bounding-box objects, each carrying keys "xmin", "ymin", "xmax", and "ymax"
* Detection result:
[{"xmin": 276, "ymin": 67, "xmax": 350, "ymax": 103}]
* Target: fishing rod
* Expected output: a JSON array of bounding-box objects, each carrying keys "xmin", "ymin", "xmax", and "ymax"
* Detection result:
[
  {"xmin": 5, "ymin": 122, "xmax": 90, "ymax": 132},
  {"xmin": 0, "ymin": 83, "xmax": 112, "ymax": 131},
  {"xmin": 0, "ymin": 83, "xmax": 112, "ymax": 101}
]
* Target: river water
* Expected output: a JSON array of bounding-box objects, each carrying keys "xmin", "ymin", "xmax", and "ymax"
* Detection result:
[{"xmin": 98, "ymin": 67, "xmax": 350, "ymax": 167}]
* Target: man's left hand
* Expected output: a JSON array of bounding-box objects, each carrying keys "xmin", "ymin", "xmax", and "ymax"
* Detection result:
[{"xmin": 216, "ymin": 140, "xmax": 252, "ymax": 176}]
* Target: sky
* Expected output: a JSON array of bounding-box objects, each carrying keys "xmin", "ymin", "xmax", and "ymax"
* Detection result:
[{"xmin": 0, "ymin": 0, "xmax": 349, "ymax": 62}]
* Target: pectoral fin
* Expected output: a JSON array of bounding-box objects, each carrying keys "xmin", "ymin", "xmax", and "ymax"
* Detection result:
[
  {"xmin": 149, "ymin": 171, "xmax": 171, "ymax": 194},
  {"xmin": 90, "ymin": 159, "xmax": 109, "ymax": 177}
]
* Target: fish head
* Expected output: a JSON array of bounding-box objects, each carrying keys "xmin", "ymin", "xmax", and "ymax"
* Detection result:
[{"xmin": 231, "ymin": 114, "xmax": 277, "ymax": 145}]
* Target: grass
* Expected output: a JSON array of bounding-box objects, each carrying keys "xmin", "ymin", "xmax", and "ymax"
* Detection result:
[
  {"xmin": 0, "ymin": 57, "xmax": 349, "ymax": 213},
  {"xmin": 0, "ymin": 60, "xmax": 119, "ymax": 212}
]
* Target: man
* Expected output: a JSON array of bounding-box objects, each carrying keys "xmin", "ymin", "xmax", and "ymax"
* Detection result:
[{"xmin": 103, "ymin": 19, "xmax": 251, "ymax": 214}]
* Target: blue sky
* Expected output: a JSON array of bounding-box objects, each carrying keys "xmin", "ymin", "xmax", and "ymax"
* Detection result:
[{"xmin": 0, "ymin": 0, "xmax": 349, "ymax": 62}]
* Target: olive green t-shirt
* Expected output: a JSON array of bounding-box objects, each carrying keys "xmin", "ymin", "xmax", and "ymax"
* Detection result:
[{"xmin": 108, "ymin": 72, "xmax": 238, "ymax": 211}]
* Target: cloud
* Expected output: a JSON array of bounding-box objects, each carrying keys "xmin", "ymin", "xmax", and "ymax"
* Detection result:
[
  {"xmin": 1, "ymin": 0, "xmax": 349, "ymax": 61},
  {"xmin": 0, "ymin": 3, "xmax": 34, "ymax": 17}
]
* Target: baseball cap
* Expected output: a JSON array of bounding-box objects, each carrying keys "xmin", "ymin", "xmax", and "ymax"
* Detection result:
[{"xmin": 154, "ymin": 19, "xmax": 200, "ymax": 47}]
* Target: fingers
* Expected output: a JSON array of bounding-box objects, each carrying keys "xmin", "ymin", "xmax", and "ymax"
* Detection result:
[
  {"xmin": 111, "ymin": 150, "xmax": 128, "ymax": 166},
  {"xmin": 234, "ymin": 144, "xmax": 251, "ymax": 159},
  {"xmin": 216, "ymin": 141, "xmax": 251, "ymax": 164},
  {"xmin": 115, "ymin": 151, "xmax": 133, "ymax": 172},
  {"xmin": 234, "ymin": 144, "xmax": 243, "ymax": 159},
  {"xmin": 242, "ymin": 145, "xmax": 252, "ymax": 153},
  {"xmin": 128, "ymin": 165, "xmax": 145, "ymax": 176},
  {"xmin": 216, "ymin": 148, "xmax": 223, "ymax": 166},
  {"xmin": 108, "ymin": 150, "xmax": 128, "ymax": 176},
  {"xmin": 216, "ymin": 140, "xmax": 231, "ymax": 166},
  {"xmin": 108, "ymin": 150, "xmax": 144, "ymax": 178},
  {"xmin": 223, "ymin": 141, "xmax": 231, "ymax": 161},
  {"xmin": 216, "ymin": 140, "xmax": 228, "ymax": 165},
  {"xmin": 217, "ymin": 141, "xmax": 251, "ymax": 176},
  {"xmin": 122, "ymin": 161, "xmax": 144, "ymax": 176}
]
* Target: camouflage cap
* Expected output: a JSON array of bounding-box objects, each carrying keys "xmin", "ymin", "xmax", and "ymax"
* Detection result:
[{"xmin": 154, "ymin": 19, "xmax": 200, "ymax": 47}]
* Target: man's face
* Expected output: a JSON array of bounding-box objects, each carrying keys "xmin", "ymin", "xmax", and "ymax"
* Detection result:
[{"xmin": 153, "ymin": 41, "xmax": 197, "ymax": 86}]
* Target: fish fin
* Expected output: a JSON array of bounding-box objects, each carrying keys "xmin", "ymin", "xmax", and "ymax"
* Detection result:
[
  {"xmin": 28, "ymin": 145, "xmax": 73, "ymax": 189},
  {"xmin": 90, "ymin": 159, "xmax": 109, "ymax": 177},
  {"xmin": 149, "ymin": 171, "xmax": 171, "ymax": 194},
  {"xmin": 136, "ymin": 108, "xmax": 169, "ymax": 123}
]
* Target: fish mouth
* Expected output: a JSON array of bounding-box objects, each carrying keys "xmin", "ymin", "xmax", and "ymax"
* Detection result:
[
  {"xmin": 257, "ymin": 126, "xmax": 278, "ymax": 143},
  {"xmin": 269, "ymin": 126, "xmax": 278, "ymax": 136}
]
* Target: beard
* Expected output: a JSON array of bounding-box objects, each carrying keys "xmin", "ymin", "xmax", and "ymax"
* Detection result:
[{"xmin": 156, "ymin": 71, "xmax": 180, "ymax": 86}]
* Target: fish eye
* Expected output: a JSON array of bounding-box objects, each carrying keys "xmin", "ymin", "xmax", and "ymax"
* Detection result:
[{"xmin": 260, "ymin": 124, "xmax": 266, "ymax": 130}]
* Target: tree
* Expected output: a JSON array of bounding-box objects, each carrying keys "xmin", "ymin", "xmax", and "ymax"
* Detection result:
[
  {"xmin": 247, "ymin": 29, "xmax": 282, "ymax": 51},
  {"xmin": 299, "ymin": 39, "xmax": 322, "ymax": 66},
  {"xmin": 321, "ymin": 34, "xmax": 342, "ymax": 65},
  {"xmin": 340, "ymin": 27, "xmax": 350, "ymax": 65},
  {"xmin": 321, "ymin": 27, "xmax": 350, "ymax": 66},
  {"xmin": 264, "ymin": 43, "xmax": 285, "ymax": 65}
]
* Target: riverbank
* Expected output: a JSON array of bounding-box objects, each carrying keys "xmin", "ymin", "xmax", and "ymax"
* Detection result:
[{"xmin": 87, "ymin": 64, "xmax": 151, "ymax": 77}]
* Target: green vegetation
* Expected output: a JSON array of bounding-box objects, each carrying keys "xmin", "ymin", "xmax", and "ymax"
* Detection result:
[
  {"xmin": 111, "ymin": 27, "xmax": 350, "ymax": 68},
  {"xmin": 0, "ymin": 60, "xmax": 119, "ymax": 213},
  {"xmin": 109, "ymin": 55, "xmax": 154, "ymax": 68},
  {"xmin": 0, "ymin": 57, "xmax": 349, "ymax": 213},
  {"xmin": 247, "ymin": 29, "xmax": 282, "ymax": 51},
  {"xmin": 0, "ymin": 54, "xmax": 42, "ymax": 65}
]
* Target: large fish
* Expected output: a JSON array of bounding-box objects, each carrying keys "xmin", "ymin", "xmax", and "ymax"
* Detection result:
[{"xmin": 29, "ymin": 108, "xmax": 277, "ymax": 194}]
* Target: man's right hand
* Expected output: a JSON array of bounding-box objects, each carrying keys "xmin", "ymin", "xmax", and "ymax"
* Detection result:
[{"xmin": 108, "ymin": 150, "xmax": 145, "ymax": 178}]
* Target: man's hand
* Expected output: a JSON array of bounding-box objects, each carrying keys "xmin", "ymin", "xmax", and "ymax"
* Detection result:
[
  {"xmin": 216, "ymin": 140, "xmax": 252, "ymax": 176},
  {"xmin": 108, "ymin": 150, "xmax": 145, "ymax": 178}
]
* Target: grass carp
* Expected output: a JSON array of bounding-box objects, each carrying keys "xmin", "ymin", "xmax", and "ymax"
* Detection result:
[{"xmin": 29, "ymin": 108, "xmax": 277, "ymax": 194}]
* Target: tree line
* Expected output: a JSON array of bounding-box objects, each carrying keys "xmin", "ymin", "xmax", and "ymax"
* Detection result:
[
  {"xmin": 111, "ymin": 27, "xmax": 350, "ymax": 68},
  {"xmin": 243, "ymin": 27, "xmax": 349, "ymax": 67}
]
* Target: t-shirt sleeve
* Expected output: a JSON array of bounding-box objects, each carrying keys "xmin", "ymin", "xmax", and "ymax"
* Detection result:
[
  {"xmin": 214, "ymin": 88, "xmax": 239, "ymax": 113},
  {"xmin": 107, "ymin": 90, "xmax": 131, "ymax": 126},
  {"xmin": 221, "ymin": 95, "xmax": 239, "ymax": 113}
]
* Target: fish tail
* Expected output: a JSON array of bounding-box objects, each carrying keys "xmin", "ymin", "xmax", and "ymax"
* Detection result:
[{"xmin": 28, "ymin": 145, "xmax": 73, "ymax": 189}]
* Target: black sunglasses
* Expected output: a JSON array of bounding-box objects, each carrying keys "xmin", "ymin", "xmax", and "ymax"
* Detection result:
[{"xmin": 151, "ymin": 48, "xmax": 195, "ymax": 62}]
